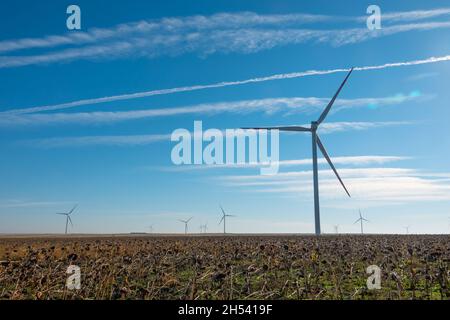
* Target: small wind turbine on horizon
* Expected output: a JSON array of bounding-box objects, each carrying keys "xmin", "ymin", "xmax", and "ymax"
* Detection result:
[
  {"xmin": 334, "ymin": 225, "xmax": 339, "ymax": 234},
  {"xmin": 200, "ymin": 223, "xmax": 208, "ymax": 234},
  {"xmin": 404, "ymin": 226, "xmax": 410, "ymax": 235},
  {"xmin": 56, "ymin": 205, "xmax": 77, "ymax": 235},
  {"xmin": 148, "ymin": 225, "xmax": 153, "ymax": 233},
  {"xmin": 354, "ymin": 210, "xmax": 369, "ymax": 234},
  {"xmin": 243, "ymin": 68, "xmax": 354, "ymax": 235},
  {"xmin": 219, "ymin": 206, "xmax": 236, "ymax": 234},
  {"xmin": 178, "ymin": 217, "xmax": 193, "ymax": 234}
]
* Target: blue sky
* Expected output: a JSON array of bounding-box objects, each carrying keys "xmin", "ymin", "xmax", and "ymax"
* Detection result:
[{"xmin": 1, "ymin": 0, "xmax": 450, "ymax": 234}]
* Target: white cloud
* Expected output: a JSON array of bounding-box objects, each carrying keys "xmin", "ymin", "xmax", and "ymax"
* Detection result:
[
  {"xmin": 1, "ymin": 54, "xmax": 445, "ymax": 115},
  {"xmin": 168, "ymin": 156, "xmax": 410, "ymax": 171},
  {"xmin": 406, "ymin": 72, "xmax": 440, "ymax": 81},
  {"xmin": 25, "ymin": 134, "xmax": 170, "ymax": 148},
  {"xmin": 0, "ymin": 12, "xmax": 331, "ymax": 54},
  {"xmin": 3, "ymin": 8, "xmax": 450, "ymax": 55},
  {"xmin": 318, "ymin": 121, "xmax": 414, "ymax": 133},
  {"xmin": 23, "ymin": 121, "xmax": 406, "ymax": 148},
  {"xmin": 328, "ymin": 21, "xmax": 450, "ymax": 46},
  {"xmin": 0, "ymin": 94, "xmax": 424, "ymax": 126},
  {"xmin": 375, "ymin": 8, "xmax": 450, "ymax": 23},
  {"xmin": 220, "ymin": 167, "xmax": 450, "ymax": 203},
  {"xmin": 2, "ymin": 21, "xmax": 450, "ymax": 69},
  {"xmin": 0, "ymin": 200, "xmax": 71, "ymax": 208}
]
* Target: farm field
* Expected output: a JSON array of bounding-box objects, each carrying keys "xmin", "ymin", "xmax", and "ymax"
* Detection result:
[{"xmin": 0, "ymin": 235, "xmax": 449, "ymax": 300}]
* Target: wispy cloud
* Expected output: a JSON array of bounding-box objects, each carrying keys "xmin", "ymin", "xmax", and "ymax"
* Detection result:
[
  {"xmin": 219, "ymin": 167, "xmax": 450, "ymax": 203},
  {"xmin": 2, "ymin": 22, "xmax": 450, "ymax": 70},
  {"xmin": 0, "ymin": 94, "xmax": 423, "ymax": 126},
  {"xmin": 1, "ymin": 54, "xmax": 446, "ymax": 115},
  {"xmin": 406, "ymin": 72, "xmax": 440, "ymax": 81},
  {"xmin": 24, "ymin": 134, "xmax": 170, "ymax": 148},
  {"xmin": 318, "ymin": 121, "xmax": 414, "ymax": 134},
  {"xmin": 0, "ymin": 200, "xmax": 71, "ymax": 208},
  {"xmin": 323, "ymin": 21, "xmax": 450, "ymax": 46},
  {"xmin": 167, "ymin": 156, "xmax": 410, "ymax": 171},
  {"xmin": 374, "ymin": 8, "xmax": 450, "ymax": 23},
  {"xmin": 0, "ymin": 12, "xmax": 331, "ymax": 54},
  {"xmin": 23, "ymin": 121, "xmax": 408, "ymax": 148},
  {"xmin": 1, "ymin": 7, "xmax": 450, "ymax": 69},
  {"xmin": 2, "ymin": 9, "xmax": 450, "ymax": 54}
]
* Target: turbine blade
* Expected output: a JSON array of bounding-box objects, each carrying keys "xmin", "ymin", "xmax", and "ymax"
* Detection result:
[
  {"xmin": 68, "ymin": 216, "xmax": 73, "ymax": 227},
  {"xmin": 354, "ymin": 219, "xmax": 361, "ymax": 224},
  {"xmin": 187, "ymin": 217, "xmax": 193, "ymax": 223},
  {"xmin": 220, "ymin": 205, "xmax": 226, "ymax": 216},
  {"xmin": 363, "ymin": 218, "xmax": 369, "ymax": 222},
  {"xmin": 69, "ymin": 205, "xmax": 78, "ymax": 215},
  {"xmin": 316, "ymin": 135, "xmax": 351, "ymax": 197},
  {"xmin": 241, "ymin": 126, "xmax": 311, "ymax": 132},
  {"xmin": 317, "ymin": 68, "xmax": 354, "ymax": 125},
  {"xmin": 219, "ymin": 216, "xmax": 224, "ymax": 225},
  {"xmin": 56, "ymin": 213, "xmax": 67, "ymax": 215}
]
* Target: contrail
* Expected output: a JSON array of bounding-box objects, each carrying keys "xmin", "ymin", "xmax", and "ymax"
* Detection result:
[{"xmin": 2, "ymin": 54, "xmax": 450, "ymax": 115}]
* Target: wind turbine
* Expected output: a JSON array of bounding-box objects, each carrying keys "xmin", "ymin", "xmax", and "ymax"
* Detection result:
[
  {"xmin": 200, "ymin": 223, "xmax": 208, "ymax": 234},
  {"xmin": 354, "ymin": 210, "xmax": 369, "ymax": 234},
  {"xmin": 178, "ymin": 217, "xmax": 193, "ymax": 234},
  {"xmin": 404, "ymin": 226, "xmax": 410, "ymax": 235},
  {"xmin": 56, "ymin": 205, "xmax": 77, "ymax": 235},
  {"xmin": 148, "ymin": 225, "xmax": 153, "ymax": 233},
  {"xmin": 242, "ymin": 68, "xmax": 354, "ymax": 235},
  {"xmin": 219, "ymin": 206, "xmax": 236, "ymax": 234},
  {"xmin": 334, "ymin": 225, "xmax": 339, "ymax": 234}
]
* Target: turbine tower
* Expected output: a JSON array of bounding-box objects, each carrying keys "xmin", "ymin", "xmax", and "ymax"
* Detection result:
[
  {"xmin": 178, "ymin": 217, "xmax": 193, "ymax": 234},
  {"xmin": 219, "ymin": 206, "xmax": 236, "ymax": 234},
  {"xmin": 354, "ymin": 210, "xmax": 369, "ymax": 234},
  {"xmin": 148, "ymin": 225, "xmax": 153, "ymax": 233},
  {"xmin": 56, "ymin": 205, "xmax": 77, "ymax": 235},
  {"xmin": 243, "ymin": 68, "xmax": 353, "ymax": 235}
]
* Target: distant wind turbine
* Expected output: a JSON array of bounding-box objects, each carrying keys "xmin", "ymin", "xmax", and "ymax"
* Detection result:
[
  {"xmin": 404, "ymin": 226, "xmax": 410, "ymax": 235},
  {"xmin": 56, "ymin": 205, "xmax": 77, "ymax": 235},
  {"xmin": 178, "ymin": 217, "xmax": 193, "ymax": 234},
  {"xmin": 148, "ymin": 225, "xmax": 153, "ymax": 233},
  {"xmin": 219, "ymin": 206, "xmax": 236, "ymax": 234},
  {"xmin": 334, "ymin": 225, "xmax": 339, "ymax": 234},
  {"xmin": 243, "ymin": 68, "xmax": 354, "ymax": 235},
  {"xmin": 200, "ymin": 223, "xmax": 208, "ymax": 234},
  {"xmin": 354, "ymin": 210, "xmax": 369, "ymax": 234}
]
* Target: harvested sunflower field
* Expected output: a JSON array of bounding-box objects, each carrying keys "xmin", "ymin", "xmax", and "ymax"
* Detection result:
[{"xmin": 0, "ymin": 235, "xmax": 449, "ymax": 300}]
